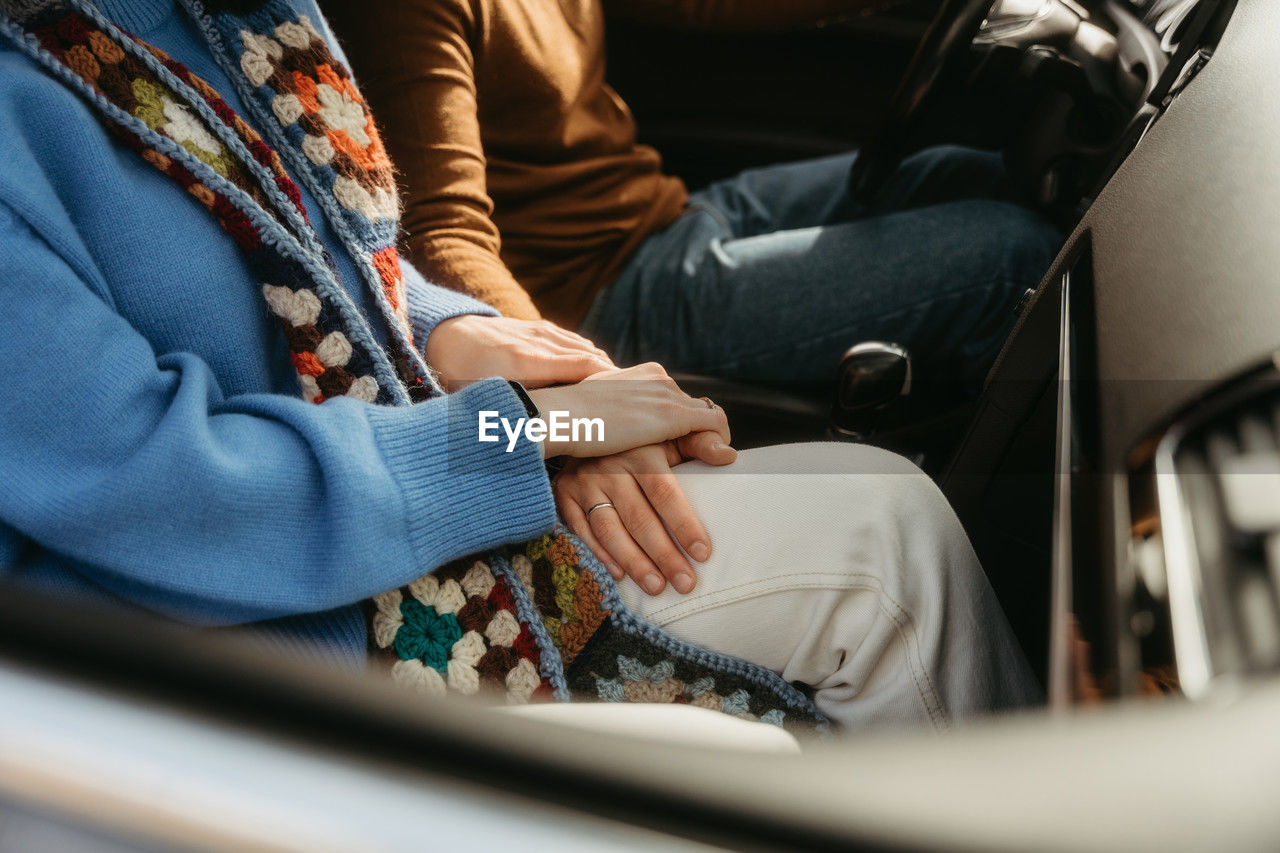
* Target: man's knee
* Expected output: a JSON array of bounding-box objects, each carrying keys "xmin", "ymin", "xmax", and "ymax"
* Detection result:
[
  {"xmin": 897, "ymin": 145, "xmax": 1009, "ymax": 200},
  {"xmin": 905, "ymin": 143, "xmax": 1000, "ymax": 174},
  {"xmin": 955, "ymin": 200, "xmax": 1060, "ymax": 272}
]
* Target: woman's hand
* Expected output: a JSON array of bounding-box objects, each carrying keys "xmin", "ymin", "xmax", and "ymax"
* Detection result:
[
  {"xmin": 425, "ymin": 314, "xmax": 613, "ymax": 389},
  {"xmin": 554, "ymin": 434, "xmax": 736, "ymax": 596},
  {"xmin": 528, "ymin": 362, "xmax": 731, "ymax": 458}
]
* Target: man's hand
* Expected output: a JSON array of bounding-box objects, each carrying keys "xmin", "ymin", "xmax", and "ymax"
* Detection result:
[
  {"xmin": 425, "ymin": 315, "xmax": 614, "ymax": 389},
  {"xmin": 553, "ymin": 434, "xmax": 736, "ymax": 596}
]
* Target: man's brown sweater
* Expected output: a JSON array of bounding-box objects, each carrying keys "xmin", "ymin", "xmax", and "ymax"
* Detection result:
[{"xmin": 329, "ymin": 0, "xmax": 866, "ymax": 327}]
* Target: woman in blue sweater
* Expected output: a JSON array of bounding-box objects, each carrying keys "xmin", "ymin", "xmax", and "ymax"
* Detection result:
[{"xmin": 0, "ymin": 0, "xmax": 1037, "ymax": 729}]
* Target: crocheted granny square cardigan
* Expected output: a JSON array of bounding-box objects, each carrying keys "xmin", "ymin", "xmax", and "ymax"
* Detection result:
[{"xmin": 0, "ymin": 0, "xmax": 825, "ymax": 732}]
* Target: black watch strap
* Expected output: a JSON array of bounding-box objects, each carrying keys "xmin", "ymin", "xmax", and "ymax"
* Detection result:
[{"xmin": 506, "ymin": 380, "xmax": 540, "ymax": 420}]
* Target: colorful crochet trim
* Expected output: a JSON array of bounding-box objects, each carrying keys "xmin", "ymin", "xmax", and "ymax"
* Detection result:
[
  {"xmin": 374, "ymin": 531, "xmax": 825, "ymax": 732},
  {"xmin": 199, "ymin": 1, "xmax": 418, "ymax": 361},
  {"xmin": 1, "ymin": 0, "xmax": 827, "ymax": 733},
  {"xmin": 15, "ymin": 2, "xmax": 407, "ymax": 405}
]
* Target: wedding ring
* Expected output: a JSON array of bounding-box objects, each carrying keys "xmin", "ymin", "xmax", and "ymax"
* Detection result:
[
  {"xmin": 586, "ymin": 502, "xmax": 615, "ymax": 519},
  {"xmin": 699, "ymin": 396, "xmax": 716, "ymax": 409}
]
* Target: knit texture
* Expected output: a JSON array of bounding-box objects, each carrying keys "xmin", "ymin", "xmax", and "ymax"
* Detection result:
[
  {"xmin": 0, "ymin": 0, "xmax": 825, "ymax": 730},
  {"xmin": 0, "ymin": 0, "xmax": 550, "ymax": 658},
  {"xmin": 374, "ymin": 531, "xmax": 825, "ymax": 730}
]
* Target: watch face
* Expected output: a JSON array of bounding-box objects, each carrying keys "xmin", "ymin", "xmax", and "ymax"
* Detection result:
[{"xmin": 508, "ymin": 380, "xmax": 540, "ymax": 420}]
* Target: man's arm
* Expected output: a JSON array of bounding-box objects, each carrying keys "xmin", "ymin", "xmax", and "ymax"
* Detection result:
[
  {"xmin": 327, "ymin": 0, "xmax": 541, "ymax": 320},
  {"xmin": 601, "ymin": 0, "xmax": 886, "ymax": 32}
]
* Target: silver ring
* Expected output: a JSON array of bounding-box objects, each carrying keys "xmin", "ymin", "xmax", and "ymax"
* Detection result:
[
  {"xmin": 586, "ymin": 502, "xmax": 615, "ymax": 519},
  {"xmin": 699, "ymin": 396, "xmax": 715, "ymax": 409}
]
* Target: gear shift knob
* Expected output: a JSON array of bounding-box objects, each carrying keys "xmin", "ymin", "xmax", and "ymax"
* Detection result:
[{"xmin": 831, "ymin": 342, "xmax": 912, "ymax": 439}]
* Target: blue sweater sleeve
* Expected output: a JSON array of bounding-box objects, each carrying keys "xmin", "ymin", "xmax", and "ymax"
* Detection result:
[
  {"xmin": 400, "ymin": 253, "xmax": 501, "ymax": 345},
  {"xmin": 0, "ymin": 201, "xmax": 557, "ymax": 625}
]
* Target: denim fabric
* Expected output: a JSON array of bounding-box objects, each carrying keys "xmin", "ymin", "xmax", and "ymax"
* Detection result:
[{"xmin": 580, "ymin": 146, "xmax": 1062, "ymax": 399}]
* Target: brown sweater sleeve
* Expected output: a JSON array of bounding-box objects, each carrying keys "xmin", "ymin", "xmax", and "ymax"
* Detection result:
[
  {"xmin": 601, "ymin": 0, "xmax": 881, "ymax": 31},
  {"xmin": 329, "ymin": 0, "xmax": 541, "ymax": 320}
]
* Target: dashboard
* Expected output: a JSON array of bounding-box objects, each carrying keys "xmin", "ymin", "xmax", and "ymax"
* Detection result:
[
  {"xmin": 945, "ymin": 0, "xmax": 1250, "ymax": 704},
  {"xmin": 1050, "ymin": 0, "xmax": 1264, "ymax": 703}
]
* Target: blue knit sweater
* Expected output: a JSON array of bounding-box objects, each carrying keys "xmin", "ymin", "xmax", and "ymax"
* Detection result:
[{"xmin": 0, "ymin": 0, "xmax": 558, "ymax": 667}]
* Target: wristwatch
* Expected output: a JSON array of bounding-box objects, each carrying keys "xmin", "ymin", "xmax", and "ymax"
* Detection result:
[
  {"xmin": 506, "ymin": 379, "xmax": 540, "ymax": 420},
  {"xmin": 508, "ymin": 379, "xmax": 566, "ymax": 474}
]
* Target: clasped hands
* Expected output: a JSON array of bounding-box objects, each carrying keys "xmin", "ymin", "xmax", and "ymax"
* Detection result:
[{"xmin": 426, "ymin": 314, "xmax": 735, "ymax": 596}]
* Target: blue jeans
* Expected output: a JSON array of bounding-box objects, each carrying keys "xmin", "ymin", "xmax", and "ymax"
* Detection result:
[{"xmin": 579, "ymin": 146, "xmax": 1061, "ymax": 400}]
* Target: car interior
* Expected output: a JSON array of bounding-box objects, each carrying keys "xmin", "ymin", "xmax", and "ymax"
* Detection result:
[
  {"xmin": 3, "ymin": 0, "xmax": 1277, "ymax": 848},
  {"xmin": 610, "ymin": 0, "xmax": 1242, "ymax": 693}
]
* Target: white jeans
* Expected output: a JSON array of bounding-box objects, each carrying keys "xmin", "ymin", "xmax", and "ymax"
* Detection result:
[{"xmin": 615, "ymin": 442, "xmax": 1040, "ymax": 731}]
